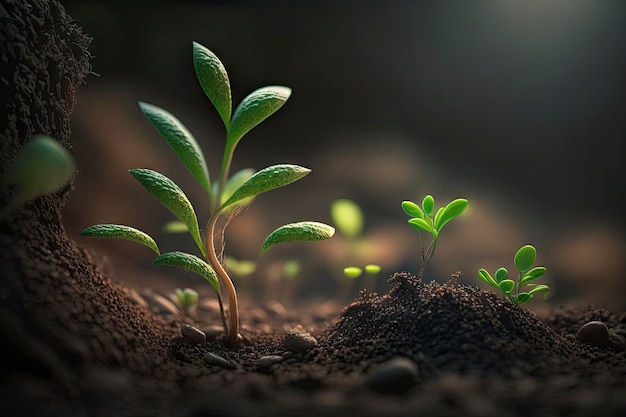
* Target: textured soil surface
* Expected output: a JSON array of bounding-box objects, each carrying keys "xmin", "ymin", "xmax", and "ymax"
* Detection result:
[{"xmin": 1, "ymin": 1, "xmax": 625, "ymax": 416}]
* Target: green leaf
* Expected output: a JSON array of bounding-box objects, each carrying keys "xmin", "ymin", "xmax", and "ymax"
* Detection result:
[
  {"xmin": 433, "ymin": 207, "xmax": 445, "ymax": 232},
  {"xmin": 514, "ymin": 244, "xmax": 537, "ymax": 272},
  {"xmin": 226, "ymin": 86, "xmax": 291, "ymax": 156},
  {"xmin": 220, "ymin": 168, "xmax": 256, "ymax": 205},
  {"xmin": 343, "ymin": 267, "xmax": 362, "ymax": 279},
  {"xmin": 515, "ymin": 292, "xmax": 533, "ymax": 304},
  {"xmin": 192, "ymin": 41, "xmax": 232, "ymax": 128},
  {"xmin": 5, "ymin": 135, "xmax": 76, "ymax": 206},
  {"xmin": 129, "ymin": 169, "xmax": 205, "ymax": 257},
  {"xmin": 175, "ymin": 287, "xmax": 199, "ymax": 308},
  {"xmin": 153, "ymin": 251, "xmax": 220, "ymax": 294},
  {"xmin": 495, "ymin": 267, "xmax": 508, "ymax": 283},
  {"xmin": 260, "ymin": 221, "xmax": 335, "ymax": 255},
  {"xmin": 477, "ymin": 269, "xmax": 499, "ymax": 288},
  {"xmin": 435, "ymin": 198, "xmax": 468, "ymax": 231},
  {"xmin": 401, "ymin": 201, "xmax": 423, "ymax": 218},
  {"xmin": 282, "ymin": 260, "xmax": 301, "ymax": 279},
  {"xmin": 80, "ymin": 224, "xmax": 160, "ymax": 255},
  {"xmin": 528, "ymin": 284, "xmax": 550, "ymax": 295},
  {"xmin": 498, "ymin": 279, "xmax": 515, "ymax": 294},
  {"xmin": 163, "ymin": 220, "xmax": 188, "ymax": 233},
  {"xmin": 364, "ymin": 264, "xmax": 381, "ymax": 274},
  {"xmin": 520, "ymin": 266, "xmax": 547, "ymax": 285},
  {"xmin": 223, "ymin": 256, "xmax": 257, "ymax": 277},
  {"xmin": 330, "ymin": 198, "xmax": 364, "ymax": 239},
  {"xmin": 408, "ymin": 217, "xmax": 433, "ymax": 234},
  {"xmin": 220, "ymin": 164, "xmax": 310, "ymax": 211},
  {"xmin": 422, "ymin": 195, "xmax": 435, "ymax": 217},
  {"xmin": 138, "ymin": 101, "xmax": 211, "ymax": 193}
]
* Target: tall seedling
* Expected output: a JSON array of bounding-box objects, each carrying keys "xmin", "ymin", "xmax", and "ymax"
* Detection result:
[{"xmin": 81, "ymin": 42, "xmax": 335, "ymax": 347}]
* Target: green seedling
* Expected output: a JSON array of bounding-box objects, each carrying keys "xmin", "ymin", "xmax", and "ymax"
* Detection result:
[
  {"xmin": 175, "ymin": 287, "xmax": 199, "ymax": 313},
  {"xmin": 402, "ymin": 195, "xmax": 468, "ymax": 278},
  {"xmin": 1, "ymin": 135, "xmax": 76, "ymax": 218},
  {"xmin": 478, "ymin": 244, "xmax": 550, "ymax": 305},
  {"xmin": 80, "ymin": 41, "xmax": 335, "ymax": 347}
]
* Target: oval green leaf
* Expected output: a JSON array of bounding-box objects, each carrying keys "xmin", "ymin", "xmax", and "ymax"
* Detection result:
[
  {"xmin": 401, "ymin": 201, "xmax": 423, "ymax": 218},
  {"xmin": 422, "ymin": 195, "xmax": 435, "ymax": 217},
  {"xmin": 515, "ymin": 292, "xmax": 533, "ymax": 304},
  {"xmin": 528, "ymin": 284, "xmax": 550, "ymax": 295},
  {"xmin": 5, "ymin": 135, "xmax": 76, "ymax": 206},
  {"xmin": 192, "ymin": 41, "xmax": 232, "ymax": 128},
  {"xmin": 220, "ymin": 164, "xmax": 310, "ymax": 211},
  {"xmin": 514, "ymin": 244, "xmax": 536, "ymax": 272},
  {"xmin": 343, "ymin": 266, "xmax": 363, "ymax": 279},
  {"xmin": 330, "ymin": 198, "xmax": 364, "ymax": 239},
  {"xmin": 477, "ymin": 269, "xmax": 499, "ymax": 288},
  {"xmin": 260, "ymin": 221, "xmax": 335, "ymax": 255},
  {"xmin": 364, "ymin": 264, "xmax": 381, "ymax": 274},
  {"xmin": 163, "ymin": 220, "xmax": 188, "ymax": 233},
  {"xmin": 435, "ymin": 198, "xmax": 468, "ymax": 231},
  {"xmin": 138, "ymin": 101, "xmax": 210, "ymax": 193},
  {"xmin": 520, "ymin": 266, "xmax": 547, "ymax": 285},
  {"xmin": 80, "ymin": 224, "xmax": 160, "ymax": 255},
  {"xmin": 153, "ymin": 251, "xmax": 220, "ymax": 294},
  {"xmin": 498, "ymin": 279, "xmax": 515, "ymax": 294},
  {"xmin": 408, "ymin": 217, "xmax": 433, "ymax": 234},
  {"xmin": 226, "ymin": 86, "xmax": 291, "ymax": 155},
  {"xmin": 129, "ymin": 169, "xmax": 205, "ymax": 257},
  {"xmin": 495, "ymin": 267, "xmax": 508, "ymax": 283}
]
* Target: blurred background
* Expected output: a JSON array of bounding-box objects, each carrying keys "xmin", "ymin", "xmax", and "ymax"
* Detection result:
[{"xmin": 61, "ymin": 0, "xmax": 625, "ymax": 311}]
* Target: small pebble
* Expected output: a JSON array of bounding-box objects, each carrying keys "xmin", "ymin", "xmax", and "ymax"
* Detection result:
[
  {"xmin": 256, "ymin": 355, "xmax": 284, "ymax": 373},
  {"xmin": 181, "ymin": 324, "xmax": 206, "ymax": 346},
  {"xmin": 576, "ymin": 321, "xmax": 610, "ymax": 348},
  {"xmin": 284, "ymin": 328, "xmax": 318, "ymax": 353},
  {"xmin": 365, "ymin": 357, "xmax": 420, "ymax": 395},
  {"xmin": 203, "ymin": 352, "xmax": 236, "ymax": 369}
]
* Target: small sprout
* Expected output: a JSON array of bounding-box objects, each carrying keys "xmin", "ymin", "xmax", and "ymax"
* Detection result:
[
  {"xmin": 343, "ymin": 266, "xmax": 363, "ymax": 279},
  {"xmin": 175, "ymin": 287, "xmax": 199, "ymax": 311},
  {"xmin": 224, "ymin": 256, "xmax": 257, "ymax": 277},
  {"xmin": 478, "ymin": 244, "xmax": 550, "ymax": 305},
  {"xmin": 402, "ymin": 195, "xmax": 468, "ymax": 278},
  {"xmin": 1, "ymin": 135, "xmax": 75, "ymax": 218},
  {"xmin": 80, "ymin": 42, "xmax": 334, "ymax": 347}
]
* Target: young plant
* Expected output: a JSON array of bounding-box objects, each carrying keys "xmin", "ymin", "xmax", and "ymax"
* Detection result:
[
  {"xmin": 402, "ymin": 195, "xmax": 468, "ymax": 278},
  {"xmin": 174, "ymin": 287, "xmax": 199, "ymax": 314},
  {"xmin": 80, "ymin": 41, "xmax": 335, "ymax": 347},
  {"xmin": 478, "ymin": 244, "xmax": 550, "ymax": 305},
  {"xmin": 1, "ymin": 135, "xmax": 76, "ymax": 219}
]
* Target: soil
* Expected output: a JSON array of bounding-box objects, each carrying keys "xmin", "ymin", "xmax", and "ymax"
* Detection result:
[{"xmin": 1, "ymin": 1, "xmax": 625, "ymax": 416}]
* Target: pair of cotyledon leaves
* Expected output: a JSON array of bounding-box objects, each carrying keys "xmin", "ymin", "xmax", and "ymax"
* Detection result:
[
  {"xmin": 80, "ymin": 41, "xmax": 334, "ymax": 295},
  {"xmin": 401, "ymin": 195, "xmax": 468, "ymax": 240},
  {"xmin": 477, "ymin": 245, "xmax": 549, "ymax": 305}
]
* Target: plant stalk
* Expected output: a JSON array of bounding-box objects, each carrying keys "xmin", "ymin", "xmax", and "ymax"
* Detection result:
[{"xmin": 206, "ymin": 213, "xmax": 239, "ymax": 347}]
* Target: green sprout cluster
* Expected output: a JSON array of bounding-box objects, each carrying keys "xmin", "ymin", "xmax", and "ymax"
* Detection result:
[
  {"xmin": 478, "ymin": 244, "xmax": 550, "ymax": 305},
  {"xmin": 401, "ymin": 195, "xmax": 468, "ymax": 278},
  {"xmin": 80, "ymin": 41, "xmax": 335, "ymax": 347}
]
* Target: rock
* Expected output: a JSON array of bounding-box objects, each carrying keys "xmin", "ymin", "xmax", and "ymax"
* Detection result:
[
  {"xmin": 180, "ymin": 324, "xmax": 206, "ymax": 346},
  {"xmin": 365, "ymin": 357, "xmax": 420, "ymax": 395},
  {"xmin": 576, "ymin": 321, "xmax": 610, "ymax": 348},
  {"xmin": 284, "ymin": 328, "xmax": 318, "ymax": 353},
  {"xmin": 609, "ymin": 332, "xmax": 625, "ymax": 349},
  {"xmin": 256, "ymin": 355, "xmax": 284, "ymax": 373},
  {"xmin": 203, "ymin": 352, "xmax": 236, "ymax": 369}
]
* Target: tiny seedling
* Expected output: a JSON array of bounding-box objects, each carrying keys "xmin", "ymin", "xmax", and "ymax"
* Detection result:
[
  {"xmin": 478, "ymin": 244, "xmax": 550, "ymax": 305},
  {"xmin": 80, "ymin": 41, "xmax": 335, "ymax": 347},
  {"xmin": 402, "ymin": 195, "xmax": 468, "ymax": 278},
  {"xmin": 1, "ymin": 135, "xmax": 76, "ymax": 219},
  {"xmin": 175, "ymin": 287, "xmax": 199, "ymax": 313}
]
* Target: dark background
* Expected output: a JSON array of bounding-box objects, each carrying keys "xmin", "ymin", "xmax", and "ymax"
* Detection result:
[{"xmin": 61, "ymin": 1, "xmax": 625, "ymax": 310}]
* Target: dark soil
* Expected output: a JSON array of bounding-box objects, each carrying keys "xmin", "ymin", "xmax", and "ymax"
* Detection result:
[{"xmin": 1, "ymin": 1, "xmax": 625, "ymax": 416}]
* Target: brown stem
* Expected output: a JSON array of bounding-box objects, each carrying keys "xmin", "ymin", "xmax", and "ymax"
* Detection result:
[{"xmin": 206, "ymin": 214, "xmax": 239, "ymax": 348}]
